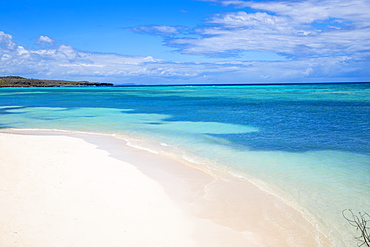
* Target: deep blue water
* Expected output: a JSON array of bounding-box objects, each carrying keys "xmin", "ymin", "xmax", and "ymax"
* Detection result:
[{"xmin": 1, "ymin": 83, "xmax": 369, "ymax": 246}]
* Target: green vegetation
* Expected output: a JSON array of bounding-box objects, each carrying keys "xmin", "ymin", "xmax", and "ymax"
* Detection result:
[
  {"xmin": 0, "ymin": 76, "xmax": 113, "ymax": 87},
  {"xmin": 343, "ymin": 210, "xmax": 370, "ymax": 247}
]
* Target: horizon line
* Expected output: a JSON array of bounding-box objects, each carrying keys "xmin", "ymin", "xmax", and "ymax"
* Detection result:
[{"xmin": 114, "ymin": 81, "xmax": 370, "ymax": 87}]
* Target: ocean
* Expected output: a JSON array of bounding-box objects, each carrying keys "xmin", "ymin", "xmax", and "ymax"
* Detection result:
[{"xmin": 1, "ymin": 83, "xmax": 369, "ymax": 246}]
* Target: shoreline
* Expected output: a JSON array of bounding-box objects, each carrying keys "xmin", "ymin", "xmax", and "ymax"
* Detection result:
[{"xmin": 0, "ymin": 128, "xmax": 333, "ymax": 246}]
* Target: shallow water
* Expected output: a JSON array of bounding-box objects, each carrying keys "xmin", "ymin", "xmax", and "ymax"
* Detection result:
[{"xmin": 1, "ymin": 83, "xmax": 369, "ymax": 246}]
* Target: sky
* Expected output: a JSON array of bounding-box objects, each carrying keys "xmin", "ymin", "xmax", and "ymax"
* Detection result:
[{"xmin": 1, "ymin": 0, "xmax": 370, "ymax": 85}]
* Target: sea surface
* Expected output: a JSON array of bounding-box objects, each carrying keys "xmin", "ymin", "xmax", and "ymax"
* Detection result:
[{"xmin": 1, "ymin": 83, "xmax": 369, "ymax": 246}]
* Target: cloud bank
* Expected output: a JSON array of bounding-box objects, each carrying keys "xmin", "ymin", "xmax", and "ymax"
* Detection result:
[{"xmin": 172, "ymin": 0, "xmax": 370, "ymax": 60}]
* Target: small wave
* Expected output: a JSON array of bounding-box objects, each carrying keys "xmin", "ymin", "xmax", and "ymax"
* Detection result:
[{"xmin": 125, "ymin": 141, "xmax": 160, "ymax": 154}]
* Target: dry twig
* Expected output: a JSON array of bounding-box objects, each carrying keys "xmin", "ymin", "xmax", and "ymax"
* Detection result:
[{"xmin": 343, "ymin": 209, "xmax": 370, "ymax": 247}]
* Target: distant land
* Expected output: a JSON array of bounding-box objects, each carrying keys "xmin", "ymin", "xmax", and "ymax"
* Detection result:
[{"xmin": 0, "ymin": 76, "xmax": 114, "ymax": 87}]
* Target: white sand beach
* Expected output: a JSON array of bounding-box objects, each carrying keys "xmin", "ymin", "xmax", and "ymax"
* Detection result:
[{"xmin": 0, "ymin": 130, "xmax": 333, "ymax": 247}]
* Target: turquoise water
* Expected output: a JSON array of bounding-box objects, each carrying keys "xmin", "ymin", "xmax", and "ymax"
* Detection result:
[{"xmin": 1, "ymin": 83, "xmax": 369, "ymax": 246}]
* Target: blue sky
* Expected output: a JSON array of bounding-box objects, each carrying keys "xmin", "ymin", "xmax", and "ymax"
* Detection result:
[{"xmin": 1, "ymin": 0, "xmax": 369, "ymax": 84}]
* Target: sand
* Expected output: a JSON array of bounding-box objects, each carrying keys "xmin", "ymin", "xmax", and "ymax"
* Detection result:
[{"xmin": 0, "ymin": 130, "xmax": 333, "ymax": 247}]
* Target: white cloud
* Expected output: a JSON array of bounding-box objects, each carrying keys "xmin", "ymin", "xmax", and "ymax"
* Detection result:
[
  {"xmin": 169, "ymin": 0, "xmax": 370, "ymax": 60},
  {"xmin": 38, "ymin": 35, "xmax": 54, "ymax": 44},
  {"xmin": 0, "ymin": 31, "xmax": 16, "ymax": 51},
  {"xmin": 56, "ymin": 45, "xmax": 78, "ymax": 61},
  {"xmin": 0, "ymin": 31, "xmax": 201, "ymax": 82},
  {"xmin": 208, "ymin": 11, "xmax": 290, "ymax": 29},
  {"xmin": 0, "ymin": 24, "xmax": 369, "ymax": 84},
  {"xmin": 129, "ymin": 25, "xmax": 185, "ymax": 35},
  {"xmin": 152, "ymin": 26, "xmax": 179, "ymax": 34},
  {"xmin": 220, "ymin": 0, "xmax": 370, "ymax": 25}
]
